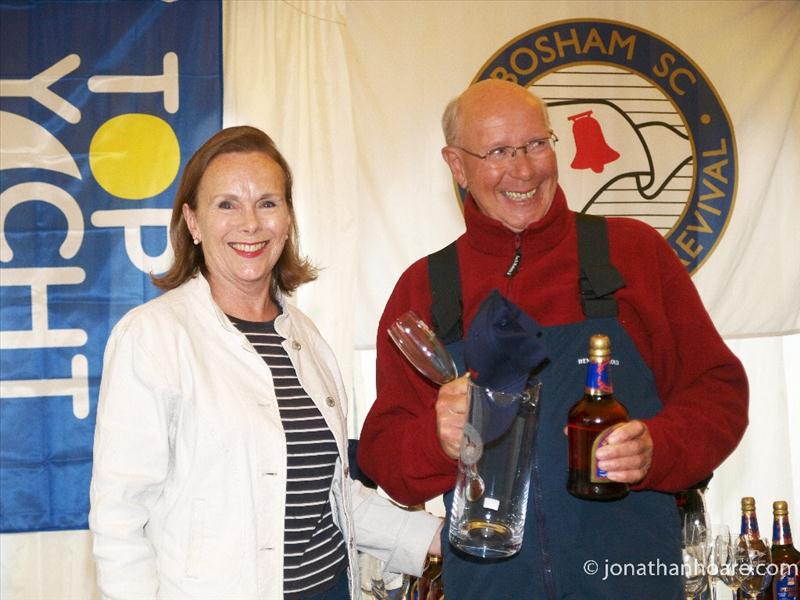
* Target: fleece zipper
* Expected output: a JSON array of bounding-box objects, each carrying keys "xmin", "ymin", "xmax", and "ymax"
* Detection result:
[{"xmin": 505, "ymin": 233, "xmax": 522, "ymax": 277}]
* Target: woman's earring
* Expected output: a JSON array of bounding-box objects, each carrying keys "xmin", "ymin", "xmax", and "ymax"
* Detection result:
[{"xmin": 193, "ymin": 238, "xmax": 200, "ymax": 246}]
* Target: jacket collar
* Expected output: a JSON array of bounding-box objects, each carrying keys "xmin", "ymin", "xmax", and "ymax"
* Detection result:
[
  {"xmin": 463, "ymin": 185, "xmax": 572, "ymax": 258},
  {"xmin": 183, "ymin": 273, "xmax": 293, "ymax": 341}
]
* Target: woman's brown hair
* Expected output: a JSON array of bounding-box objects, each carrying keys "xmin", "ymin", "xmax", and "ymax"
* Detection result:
[{"xmin": 152, "ymin": 126, "xmax": 317, "ymax": 297}]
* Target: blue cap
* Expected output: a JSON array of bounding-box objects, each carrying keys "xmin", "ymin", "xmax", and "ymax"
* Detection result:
[{"xmin": 464, "ymin": 289, "xmax": 548, "ymax": 394}]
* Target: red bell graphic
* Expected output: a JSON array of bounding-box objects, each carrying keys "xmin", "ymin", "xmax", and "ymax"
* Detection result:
[{"xmin": 568, "ymin": 110, "xmax": 620, "ymax": 173}]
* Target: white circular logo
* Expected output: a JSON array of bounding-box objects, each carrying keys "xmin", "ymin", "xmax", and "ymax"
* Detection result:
[{"xmin": 468, "ymin": 19, "xmax": 737, "ymax": 274}]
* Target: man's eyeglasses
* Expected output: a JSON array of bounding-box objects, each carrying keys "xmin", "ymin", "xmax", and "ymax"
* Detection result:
[{"xmin": 453, "ymin": 132, "xmax": 558, "ymax": 164}]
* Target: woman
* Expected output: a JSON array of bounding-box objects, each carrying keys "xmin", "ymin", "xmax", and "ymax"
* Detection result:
[{"xmin": 89, "ymin": 126, "xmax": 441, "ymax": 599}]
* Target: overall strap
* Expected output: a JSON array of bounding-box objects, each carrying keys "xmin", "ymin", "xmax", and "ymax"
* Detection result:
[
  {"xmin": 427, "ymin": 215, "xmax": 626, "ymax": 337},
  {"xmin": 575, "ymin": 213, "xmax": 625, "ymax": 318},
  {"xmin": 427, "ymin": 241, "xmax": 463, "ymax": 345}
]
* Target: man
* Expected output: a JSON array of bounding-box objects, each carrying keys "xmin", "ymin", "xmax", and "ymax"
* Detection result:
[{"xmin": 357, "ymin": 79, "xmax": 748, "ymax": 598}]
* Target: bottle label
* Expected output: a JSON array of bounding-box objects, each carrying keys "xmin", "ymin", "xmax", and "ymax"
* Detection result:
[
  {"xmin": 741, "ymin": 514, "xmax": 760, "ymax": 536},
  {"xmin": 775, "ymin": 573, "xmax": 797, "ymax": 599},
  {"xmin": 585, "ymin": 359, "xmax": 612, "ymax": 394},
  {"xmin": 589, "ymin": 424, "xmax": 624, "ymax": 482},
  {"xmin": 773, "ymin": 518, "xmax": 794, "ymax": 545}
]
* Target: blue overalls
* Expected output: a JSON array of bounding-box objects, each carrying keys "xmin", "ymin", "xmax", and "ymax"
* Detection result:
[{"xmin": 427, "ymin": 215, "xmax": 682, "ymax": 599}]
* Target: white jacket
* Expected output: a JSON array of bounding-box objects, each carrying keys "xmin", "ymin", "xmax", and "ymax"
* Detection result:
[{"xmin": 89, "ymin": 274, "xmax": 439, "ymax": 599}]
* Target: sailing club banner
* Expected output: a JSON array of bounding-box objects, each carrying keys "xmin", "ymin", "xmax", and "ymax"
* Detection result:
[{"xmin": 0, "ymin": 0, "xmax": 222, "ymax": 532}]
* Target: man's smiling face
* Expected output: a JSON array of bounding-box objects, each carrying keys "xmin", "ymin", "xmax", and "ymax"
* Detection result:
[{"xmin": 442, "ymin": 81, "xmax": 559, "ymax": 232}]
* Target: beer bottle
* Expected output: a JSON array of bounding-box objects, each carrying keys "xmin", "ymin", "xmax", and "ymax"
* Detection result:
[
  {"xmin": 414, "ymin": 554, "xmax": 443, "ymax": 599},
  {"xmin": 567, "ymin": 334, "xmax": 629, "ymax": 500},
  {"xmin": 739, "ymin": 497, "xmax": 773, "ymax": 600},
  {"xmin": 772, "ymin": 501, "xmax": 800, "ymax": 599}
]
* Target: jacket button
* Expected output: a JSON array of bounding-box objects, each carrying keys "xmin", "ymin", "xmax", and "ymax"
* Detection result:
[
  {"xmin": 344, "ymin": 467, "xmax": 350, "ymax": 477},
  {"xmin": 291, "ymin": 340, "xmax": 301, "ymax": 350},
  {"xmin": 325, "ymin": 396, "xmax": 335, "ymax": 407}
]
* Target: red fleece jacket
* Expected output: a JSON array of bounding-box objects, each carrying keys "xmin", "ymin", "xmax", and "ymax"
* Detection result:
[{"xmin": 358, "ymin": 188, "xmax": 748, "ymax": 506}]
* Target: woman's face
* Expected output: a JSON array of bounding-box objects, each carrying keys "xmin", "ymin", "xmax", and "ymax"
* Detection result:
[{"xmin": 183, "ymin": 151, "xmax": 291, "ymax": 298}]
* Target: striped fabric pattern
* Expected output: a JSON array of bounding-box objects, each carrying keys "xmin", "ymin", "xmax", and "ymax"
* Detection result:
[{"xmin": 230, "ymin": 316, "xmax": 348, "ymax": 599}]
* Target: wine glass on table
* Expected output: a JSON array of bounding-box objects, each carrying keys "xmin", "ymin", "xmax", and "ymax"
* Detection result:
[
  {"xmin": 682, "ymin": 543, "xmax": 710, "ymax": 599},
  {"xmin": 685, "ymin": 510, "xmax": 712, "ymax": 565},
  {"xmin": 714, "ymin": 525, "xmax": 743, "ymax": 600},
  {"xmin": 683, "ymin": 508, "xmax": 712, "ymax": 599},
  {"xmin": 738, "ymin": 534, "xmax": 772, "ymax": 599}
]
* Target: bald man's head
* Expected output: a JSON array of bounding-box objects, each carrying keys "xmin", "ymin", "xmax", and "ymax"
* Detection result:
[{"xmin": 441, "ymin": 80, "xmax": 550, "ymax": 146}]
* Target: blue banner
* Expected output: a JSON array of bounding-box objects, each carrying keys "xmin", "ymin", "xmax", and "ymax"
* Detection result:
[{"xmin": 0, "ymin": 0, "xmax": 222, "ymax": 532}]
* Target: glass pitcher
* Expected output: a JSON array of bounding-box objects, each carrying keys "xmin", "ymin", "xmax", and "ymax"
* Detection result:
[{"xmin": 448, "ymin": 377, "xmax": 542, "ymax": 559}]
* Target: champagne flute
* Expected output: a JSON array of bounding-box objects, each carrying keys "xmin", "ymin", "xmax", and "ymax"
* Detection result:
[
  {"xmin": 388, "ymin": 312, "xmax": 484, "ymax": 500},
  {"xmin": 682, "ymin": 543, "xmax": 709, "ymax": 600},
  {"xmin": 387, "ymin": 311, "xmax": 457, "ymax": 385},
  {"xmin": 683, "ymin": 508, "xmax": 713, "ymax": 599},
  {"xmin": 684, "ymin": 510, "xmax": 712, "ymax": 565},
  {"xmin": 714, "ymin": 525, "xmax": 743, "ymax": 600}
]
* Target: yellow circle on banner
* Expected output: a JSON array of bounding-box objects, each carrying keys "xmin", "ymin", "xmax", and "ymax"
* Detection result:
[{"xmin": 89, "ymin": 114, "xmax": 180, "ymax": 200}]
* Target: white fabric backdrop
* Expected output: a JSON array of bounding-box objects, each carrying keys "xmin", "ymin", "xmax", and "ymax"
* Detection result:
[
  {"xmin": 1, "ymin": 1, "xmax": 798, "ymax": 597},
  {"xmin": 223, "ymin": 0, "xmax": 359, "ymax": 390}
]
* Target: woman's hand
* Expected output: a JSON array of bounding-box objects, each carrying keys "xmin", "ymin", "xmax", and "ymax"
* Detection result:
[{"xmin": 427, "ymin": 519, "xmax": 444, "ymax": 556}]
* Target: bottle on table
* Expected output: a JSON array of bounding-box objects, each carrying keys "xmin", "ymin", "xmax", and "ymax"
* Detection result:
[
  {"xmin": 771, "ymin": 500, "xmax": 800, "ymax": 599},
  {"xmin": 413, "ymin": 554, "xmax": 443, "ymax": 600},
  {"xmin": 738, "ymin": 496, "xmax": 773, "ymax": 600},
  {"xmin": 567, "ymin": 334, "xmax": 629, "ymax": 500}
]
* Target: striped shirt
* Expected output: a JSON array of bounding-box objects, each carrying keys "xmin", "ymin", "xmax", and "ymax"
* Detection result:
[{"xmin": 230, "ymin": 316, "xmax": 348, "ymax": 599}]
